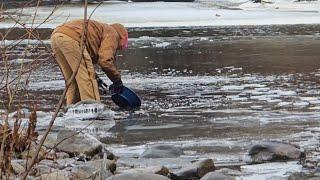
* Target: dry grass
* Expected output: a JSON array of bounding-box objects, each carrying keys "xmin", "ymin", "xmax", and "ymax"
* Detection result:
[{"xmin": 0, "ymin": 0, "xmax": 96, "ymax": 179}]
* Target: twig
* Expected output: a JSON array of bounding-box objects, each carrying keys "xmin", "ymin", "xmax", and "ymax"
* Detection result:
[{"xmin": 21, "ymin": 0, "xmax": 90, "ymax": 179}]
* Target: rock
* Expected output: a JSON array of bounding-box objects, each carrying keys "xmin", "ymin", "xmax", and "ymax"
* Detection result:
[
  {"xmin": 56, "ymin": 129, "xmax": 103, "ymax": 157},
  {"xmin": 308, "ymin": 178, "xmax": 320, "ymax": 180},
  {"xmin": 200, "ymin": 172, "xmax": 236, "ymax": 180},
  {"xmin": 175, "ymin": 159, "xmax": 215, "ymax": 179},
  {"xmin": 44, "ymin": 149, "xmax": 57, "ymax": 160},
  {"xmin": 20, "ymin": 142, "xmax": 46, "ymax": 163},
  {"xmin": 56, "ymin": 152, "xmax": 70, "ymax": 159},
  {"xmin": 56, "ymin": 158, "xmax": 79, "ymax": 169},
  {"xmin": 106, "ymin": 172, "xmax": 170, "ymax": 180},
  {"xmin": 288, "ymin": 172, "xmax": 308, "ymax": 180},
  {"xmin": 11, "ymin": 161, "xmax": 25, "ymax": 174},
  {"xmin": 38, "ymin": 134, "xmax": 57, "ymax": 149},
  {"xmin": 313, "ymin": 167, "xmax": 320, "ymax": 176},
  {"xmin": 39, "ymin": 160, "xmax": 57, "ymax": 167},
  {"xmin": 120, "ymin": 166, "xmax": 170, "ymax": 176},
  {"xmin": 140, "ymin": 144, "xmax": 184, "ymax": 158},
  {"xmin": 92, "ymin": 146, "xmax": 116, "ymax": 160},
  {"xmin": 38, "ymin": 170, "xmax": 73, "ymax": 180},
  {"xmin": 247, "ymin": 141, "xmax": 305, "ymax": 163},
  {"xmin": 35, "ymin": 165, "xmax": 57, "ymax": 176},
  {"xmin": 12, "ymin": 159, "xmax": 27, "ymax": 167},
  {"xmin": 71, "ymin": 159, "xmax": 115, "ymax": 179},
  {"xmin": 104, "ymin": 147, "xmax": 116, "ymax": 160}
]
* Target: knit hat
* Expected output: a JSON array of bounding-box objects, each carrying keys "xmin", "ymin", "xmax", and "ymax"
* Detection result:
[{"xmin": 110, "ymin": 23, "xmax": 127, "ymax": 40}]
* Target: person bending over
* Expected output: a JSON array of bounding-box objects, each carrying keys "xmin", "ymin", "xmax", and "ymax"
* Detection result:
[{"xmin": 51, "ymin": 19, "xmax": 128, "ymax": 105}]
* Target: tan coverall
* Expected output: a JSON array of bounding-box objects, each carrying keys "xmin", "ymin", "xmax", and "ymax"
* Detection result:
[{"xmin": 51, "ymin": 20, "xmax": 128, "ymax": 105}]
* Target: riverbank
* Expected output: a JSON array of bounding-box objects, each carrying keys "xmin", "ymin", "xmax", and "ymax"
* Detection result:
[{"xmin": 1, "ymin": 1, "xmax": 320, "ymax": 29}]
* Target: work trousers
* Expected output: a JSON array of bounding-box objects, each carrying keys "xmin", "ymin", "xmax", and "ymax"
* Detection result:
[{"xmin": 51, "ymin": 33, "xmax": 100, "ymax": 105}]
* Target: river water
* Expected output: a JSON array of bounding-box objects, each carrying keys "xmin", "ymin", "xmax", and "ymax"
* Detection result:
[{"xmin": 1, "ymin": 32, "xmax": 320, "ymax": 179}]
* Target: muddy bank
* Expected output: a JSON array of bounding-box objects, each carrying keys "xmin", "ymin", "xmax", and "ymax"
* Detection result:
[{"xmin": 2, "ymin": 24, "xmax": 320, "ymax": 40}]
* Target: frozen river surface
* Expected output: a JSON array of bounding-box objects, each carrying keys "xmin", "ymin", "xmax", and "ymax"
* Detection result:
[{"xmin": 1, "ymin": 33, "xmax": 320, "ymax": 179}]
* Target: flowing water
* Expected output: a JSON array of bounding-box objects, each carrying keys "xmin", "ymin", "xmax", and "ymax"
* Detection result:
[{"xmin": 1, "ymin": 31, "xmax": 320, "ymax": 179}]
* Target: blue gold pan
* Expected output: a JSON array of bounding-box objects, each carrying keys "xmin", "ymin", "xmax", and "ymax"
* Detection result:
[{"xmin": 109, "ymin": 85, "xmax": 141, "ymax": 109}]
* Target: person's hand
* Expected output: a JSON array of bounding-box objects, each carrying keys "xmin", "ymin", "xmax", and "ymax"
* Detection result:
[
  {"xmin": 96, "ymin": 75, "xmax": 108, "ymax": 95},
  {"xmin": 111, "ymin": 81, "xmax": 124, "ymax": 94}
]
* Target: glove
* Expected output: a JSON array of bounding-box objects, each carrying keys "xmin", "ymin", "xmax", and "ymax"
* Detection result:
[
  {"xmin": 111, "ymin": 80, "xmax": 124, "ymax": 94},
  {"xmin": 96, "ymin": 75, "xmax": 108, "ymax": 95}
]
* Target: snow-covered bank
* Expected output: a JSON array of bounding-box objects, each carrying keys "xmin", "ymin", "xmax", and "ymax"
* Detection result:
[{"xmin": 1, "ymin": 1, "xmax": 320, "ymax": 28}]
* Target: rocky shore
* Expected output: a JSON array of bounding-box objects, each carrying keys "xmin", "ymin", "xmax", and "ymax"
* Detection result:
[{"xmin": 6, "ymin": 111, "xmax": 319, "ymax": 179}]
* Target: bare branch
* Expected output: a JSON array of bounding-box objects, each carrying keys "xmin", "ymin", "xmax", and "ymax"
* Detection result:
[{"xmin": 21, "ymin": 0, "xmax": 91, "ymax": 178}]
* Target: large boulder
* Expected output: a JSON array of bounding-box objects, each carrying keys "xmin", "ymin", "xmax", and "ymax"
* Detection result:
[
  {"xmin": 247, "ymin": 141, "xmax": 305, "ymax": 163},
  {"xmin": 71, "ymin": 159, "xmax": 115, "ymax": 179},
  {"xmin": 175, "ymin": 159, "xmax": 215, "ymax": 179},
  {"xmin": 38, "ymin": 170, "xmax": 73, "ymax": 180},
  {"xmin": 56, "ymin": 129, "xmax": 103, "ymax": 157},
  {"xmin": 140, "ymin": 144, "xmax": 184, "ymax": 158},
  {"xmin": 200, "ymin": 171, "xmax": 236, "ymax": 180},
  {"xmin": 37, "ymin": 134, "xmax": 57, "ymax": 149},
  {"xmin": 106, "ymin": 172, "xmax": 170, "ymax": 180}
]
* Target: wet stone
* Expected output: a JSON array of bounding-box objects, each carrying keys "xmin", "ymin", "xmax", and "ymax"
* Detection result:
[
  {"xmin": 288, "ymin": 172, "xmax": 308, "ymax": 180},
  {"xmin": 247, "ymin": 141, "xmax": 305, "ymax": 163},
  {"xmin": 38, "ymin": 170, "xmax": 73, "ymax": 180},
  {"xmin": 91, "ymin": 146, "xmax": 116, "ymax": 160},
  {"xmin": 140, "ymin": 144, "xmax": 184, "ymax": 158},
  {"xmin": 71, "ymin": 159, "xmax": 115, "ymax": 179},
  {"xmin": 56, "ymin": 129, "xmax": 103, "ymax": 157},
  {"xmin": 106, "ymin": 172, "xmax": 170, "ymax": 180},
  {"xmin": 175, "ymin": 158, "xmax": 215, "ymax": 179},
  {"xmin": 200, "ymin": 171, "xmax": 236, "ymax": 180}
]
